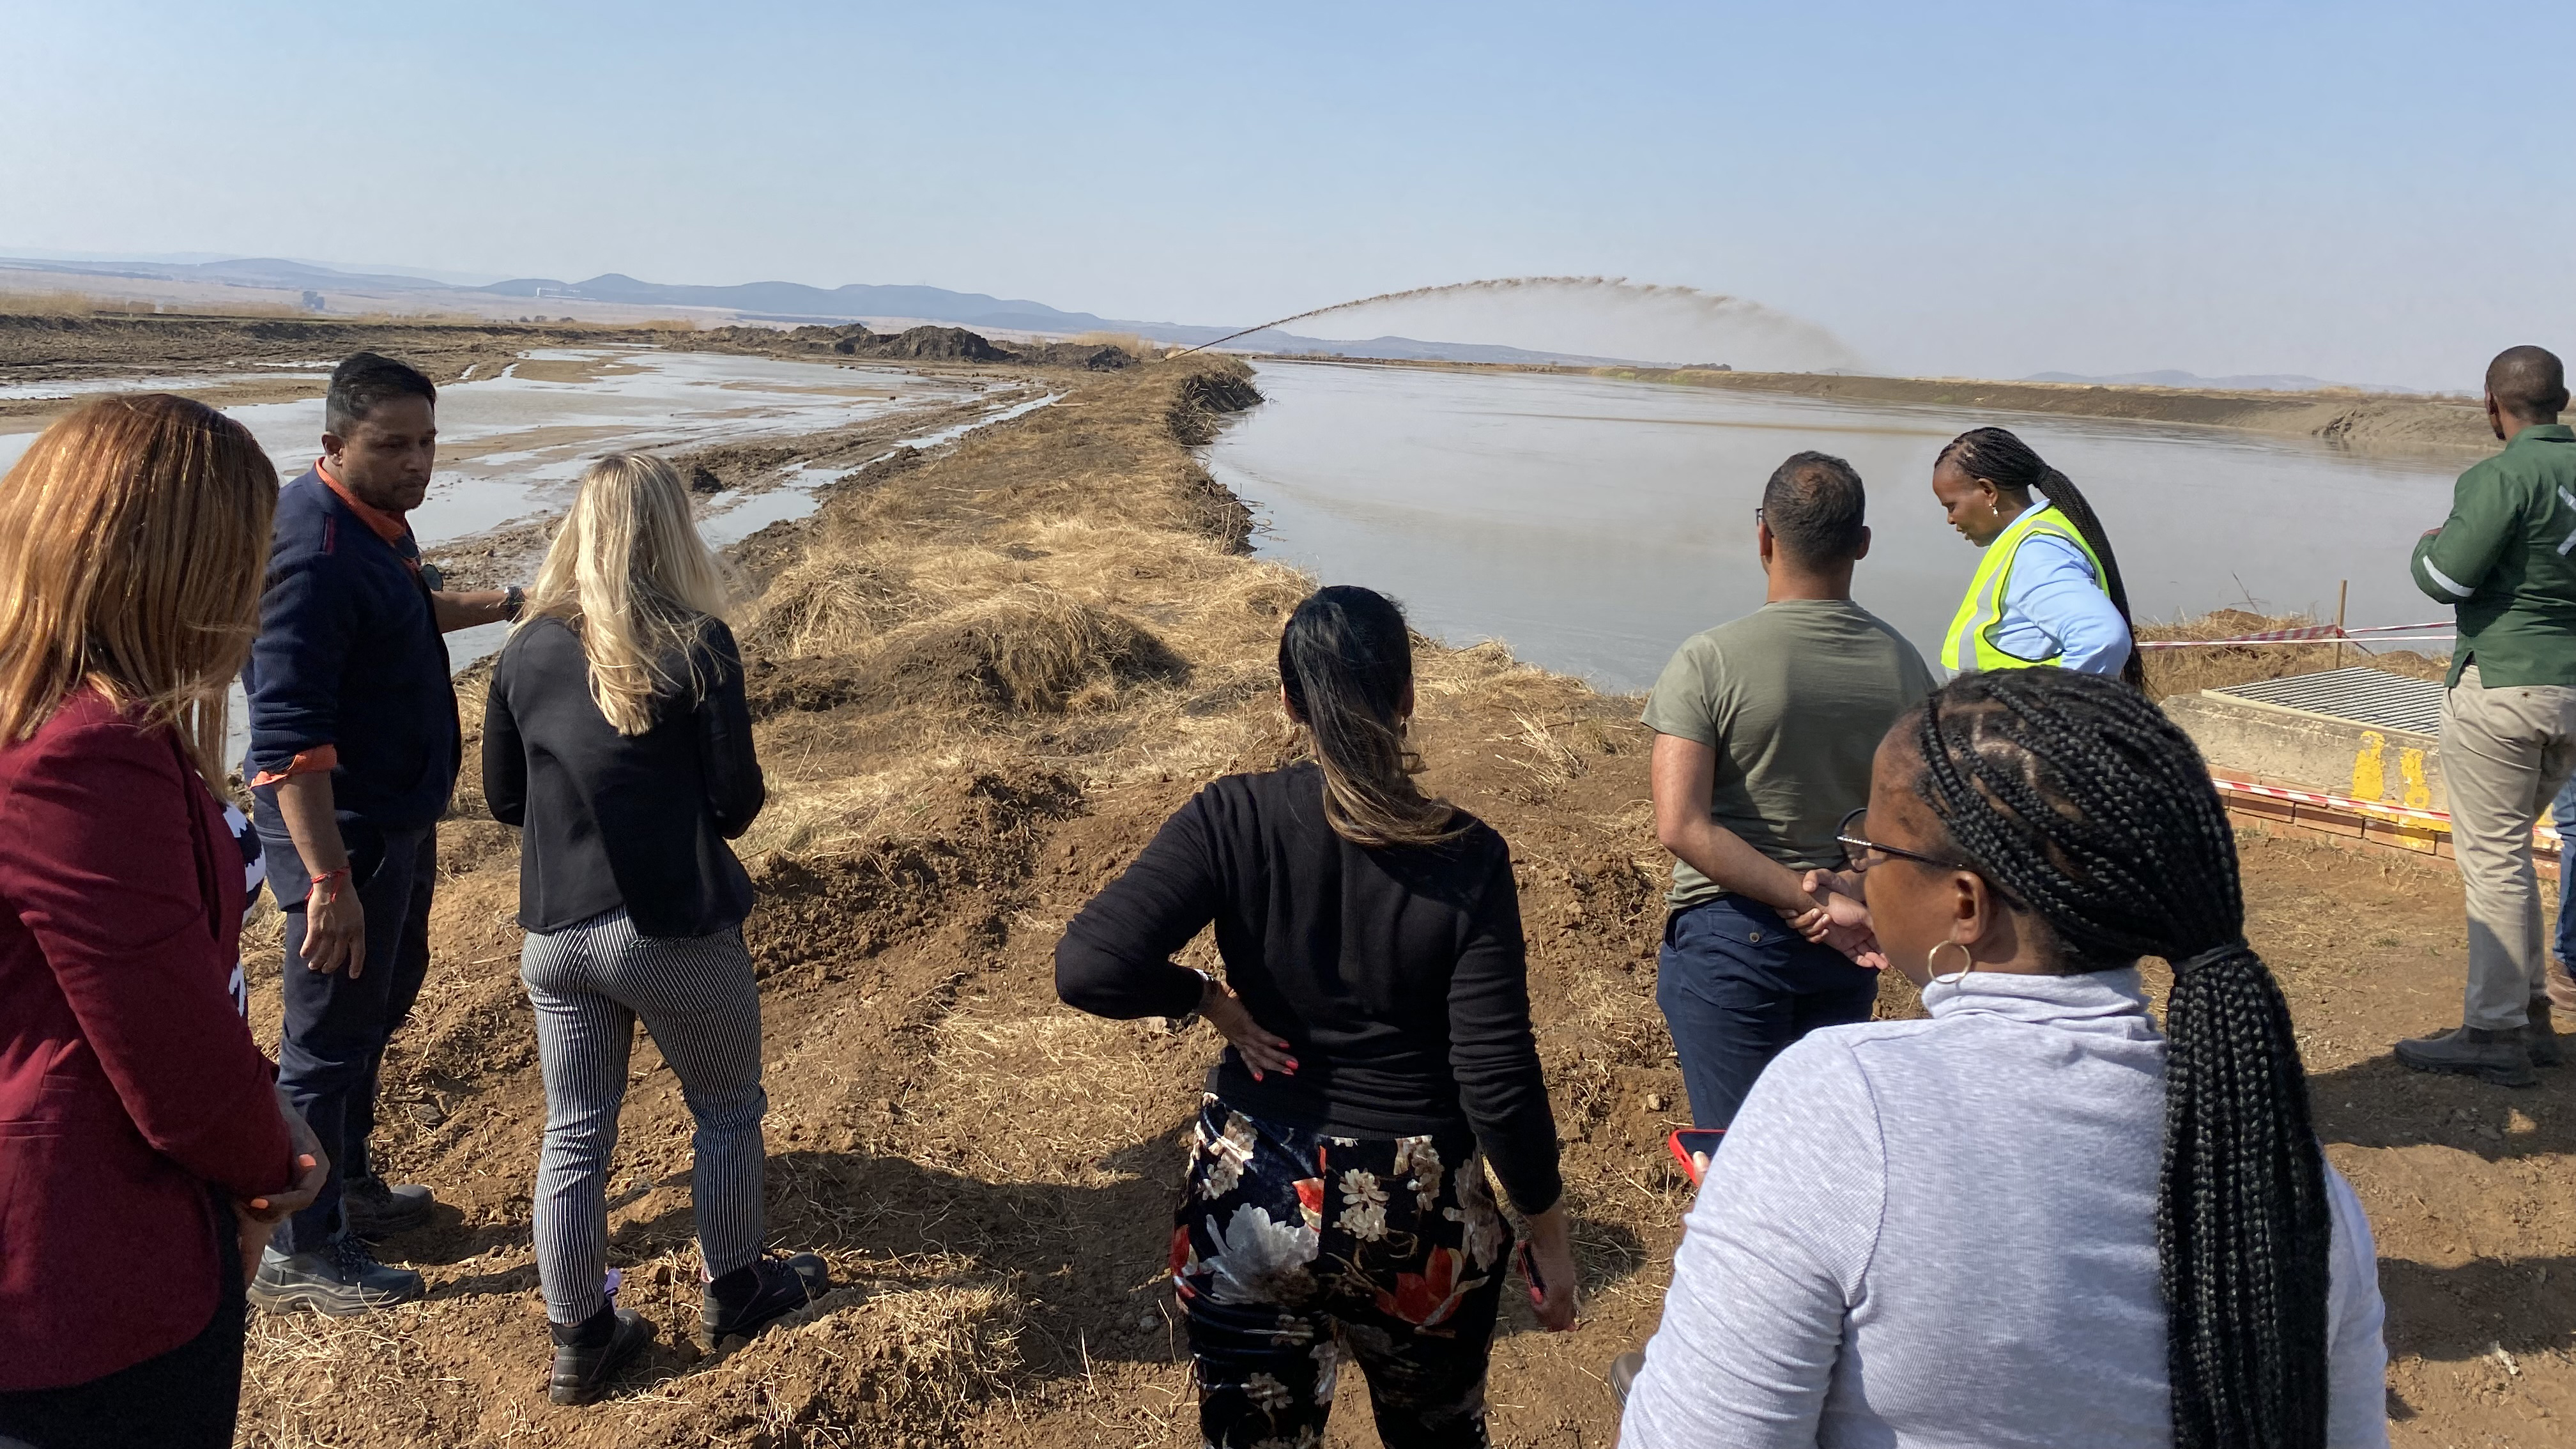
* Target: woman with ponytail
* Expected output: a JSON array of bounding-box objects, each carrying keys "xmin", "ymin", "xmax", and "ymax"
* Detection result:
[
  {"xmin": 1621, "ymin": 668, "xmax": 2387, "ymax": 1449},
  {"xmin": 1934, "ymin": 426, "xmax": 2147, "ymax": 686},
  {"xmin": 1058, "ymin": 584, "xmax": 1575, "ymax": 1449}
]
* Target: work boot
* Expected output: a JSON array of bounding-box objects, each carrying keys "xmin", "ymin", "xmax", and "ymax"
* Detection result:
[
  {"xmin": 2548, "ymin": 956, "xmax": 2576, "ymax": 1015},
  {"xmin": 1609, "ymin": 1349, "xmax": 1646, "ymax": 1406},
  {"xmin": 343, "ymin": 1173, "xmax": 436, "ymax": 1239},
  {"xmin": 2530, "ymin": 999, "xmax": 2564, "ymax": 1068},
  {"xmin": 698, "ymin": 1254, "xmax": 831, "ymax": 1350},
  {"xmin": 2394, "ymin": 1025, "xmax": 2538, "ymax": 1088},
  {"xmin": 250, "ymin": 1236, "xmax": 427, "ymax": 1315},
  {"xmin": 549, "ymin": 1306, "xmax": 654, "ymax": 1406}
]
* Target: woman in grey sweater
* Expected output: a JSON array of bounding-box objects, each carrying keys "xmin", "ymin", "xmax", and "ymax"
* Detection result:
[{"xmin": 1621, "ymin": 669, "xmax": 2388, "ymax": 1449}]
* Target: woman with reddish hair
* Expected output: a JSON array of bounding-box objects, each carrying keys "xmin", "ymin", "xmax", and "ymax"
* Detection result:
[{"xmin": 0, "ymin": 395, "xmax": 325, "ymax": 1448}]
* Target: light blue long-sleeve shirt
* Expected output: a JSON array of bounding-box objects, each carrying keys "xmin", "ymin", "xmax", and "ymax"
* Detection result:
[
  {"xmin": 1620, "ymin": 969, "xmax": 2389, "ymax": 1449},
  {"xmin": 1989, "ymin": 531, "xmax": 2133, "ymax": 675}
]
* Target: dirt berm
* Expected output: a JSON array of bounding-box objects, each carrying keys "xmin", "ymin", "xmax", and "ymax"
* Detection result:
[{"xmin": 236, "ymin": 356, "xmax": 2576, "ymax": 1448}]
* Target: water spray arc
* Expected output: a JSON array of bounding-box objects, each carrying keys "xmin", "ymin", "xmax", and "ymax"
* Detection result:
[{"xmin": 1165, "ymin": 276, "xmax": 1860, "ymax": 371}]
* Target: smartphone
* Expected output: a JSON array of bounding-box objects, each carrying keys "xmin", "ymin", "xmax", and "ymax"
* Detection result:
[
  {"xmin": 1666, "ymin": 1128, "xmax": 1725, "ymax": 1185},
  {"xmin": 1515, "ymin": 1238, "xmax": 1545, "ymax": 1301}
]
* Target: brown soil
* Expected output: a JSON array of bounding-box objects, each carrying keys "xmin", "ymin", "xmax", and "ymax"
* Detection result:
[
  {"xmin": 696, "ymin": 321, "xmax": 1137, "ymax": 371},
  {"xmin": 208, "ymin": 353, "xmax": 2576, "ymax": 1448},
  {"xmin": 0, "ymin": 312, "xmax": 695, "ymax": 392}
]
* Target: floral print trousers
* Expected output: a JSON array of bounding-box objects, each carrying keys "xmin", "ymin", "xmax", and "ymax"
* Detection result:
[{"xmin": 1170, "ymin": 1094, "xmax": 1516, "ymax": 1449}]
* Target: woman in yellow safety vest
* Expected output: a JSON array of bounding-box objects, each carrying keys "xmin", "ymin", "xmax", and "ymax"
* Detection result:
[{"xmin": 1933, "ymin": 427, "xmax": 2145, "ymax": 687}]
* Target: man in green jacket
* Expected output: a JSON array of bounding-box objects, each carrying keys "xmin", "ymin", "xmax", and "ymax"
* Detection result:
[{"xmin": 2399, "ymin": 345, "xmax": 2576, "ymax": 1087}]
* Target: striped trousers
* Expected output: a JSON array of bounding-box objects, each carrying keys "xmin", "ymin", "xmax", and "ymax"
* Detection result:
[{"xmin": 521, "ymin": 908, "xmax": 769, "ymax": 1327}]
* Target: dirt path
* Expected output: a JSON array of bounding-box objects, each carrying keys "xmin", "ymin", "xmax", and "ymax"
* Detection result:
[{"xmin": 207, "ymin": 355, "xmax": 2570, "ymax": 1448}]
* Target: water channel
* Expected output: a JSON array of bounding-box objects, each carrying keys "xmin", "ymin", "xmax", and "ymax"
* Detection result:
[
  {"xmin": 1208, "ymin": 361, "xmax": 2469, "ymax": 693},
  {"xmin": 1, "ymin": 346, "xmax": 1043, "ymax": 765}
]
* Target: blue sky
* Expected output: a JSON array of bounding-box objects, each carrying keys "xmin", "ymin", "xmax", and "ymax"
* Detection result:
[{"xmin": 2, "ymin": 1, "xmax": 2565, "ymax": 388}]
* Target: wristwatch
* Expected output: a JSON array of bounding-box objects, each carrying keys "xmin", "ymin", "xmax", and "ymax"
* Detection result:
[
  {"xmin": 1173, "ymin": 967, "xmax": 1217, "ymax": 1028},
  {"xmin": 503, "ymin": 585, "xmax": 526, "ymax": 621}
]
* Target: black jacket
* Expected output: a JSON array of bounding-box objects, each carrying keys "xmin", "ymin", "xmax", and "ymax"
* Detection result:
[
  {"xmin": 483, "ymin": 616, "xmax": 764, "ymax": 938},
  {"xmin": 243, "ymin": 471, "xmax": 459, "ymax": 840},
  {"xmin": 1055, "ymin": 763, "xmax": 1561, "ymax": 1213}
]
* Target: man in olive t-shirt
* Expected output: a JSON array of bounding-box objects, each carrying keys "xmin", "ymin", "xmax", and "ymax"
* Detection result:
[{"xmin": 1643, "ymin": 452, "xmax": 1935, "ymax": 1126}]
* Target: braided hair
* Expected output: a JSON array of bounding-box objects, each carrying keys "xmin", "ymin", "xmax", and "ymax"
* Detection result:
[
  {"xmin": 1938, "ymin": 427, "xmax": 2147, "ymax": 688},
  {"xmin": 1908, "ymin": 669, "xmax": 2331, "ymax": 1449}
]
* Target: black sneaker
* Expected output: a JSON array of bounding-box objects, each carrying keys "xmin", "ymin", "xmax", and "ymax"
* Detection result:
[
  {"xmin": 698, "ymin": 1254, "xmax": 831, "ymax": 1350},
  {"xmin": 250, "ymin": 1237, "xmax": 427, "ymax": 1315},
  {"xmin": 344, "ymin": 1174, "xmax": 436, "ymax": 1239},
  {"xmin": 550, "ymin": 1307, "xmax": 654, "ymax": 1406}
]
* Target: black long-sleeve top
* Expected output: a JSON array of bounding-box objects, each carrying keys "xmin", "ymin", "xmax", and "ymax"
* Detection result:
[
  {"xmin": 482, "ymin": 616, "xmax": 765, "ymax": 938},
  {"xmin": 1055, "ymin": 763, "xmax": 1561, "ymax": 1213}
]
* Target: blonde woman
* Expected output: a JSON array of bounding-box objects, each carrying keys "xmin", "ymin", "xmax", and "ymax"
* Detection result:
[
  {"xmin": 0, "ymin": 395, "xmax": 325, "ymax": 1449},
  {"xmin": 482, "ymin": 453, "xmax": 824, "ymax": 1406}
]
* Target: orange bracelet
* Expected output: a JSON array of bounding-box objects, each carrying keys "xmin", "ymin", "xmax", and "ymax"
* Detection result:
[{"xmin": 309, "ymin": 868, "xmax": 351, "ymax": 905}]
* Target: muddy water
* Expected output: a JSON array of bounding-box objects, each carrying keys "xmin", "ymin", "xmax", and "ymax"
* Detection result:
[
  {"xmin": 0, "ymin": 346, "xmax": 1038, "ymax": 766},
  {"xmin": 1209, "ymin": 362, "xmax": 2470, "ymax": 691}
]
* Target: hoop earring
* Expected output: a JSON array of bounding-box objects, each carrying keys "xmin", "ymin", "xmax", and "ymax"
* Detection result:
[{"xmin": 1929, "ymin": 940, "xmax": 1974, "ymax": 986}]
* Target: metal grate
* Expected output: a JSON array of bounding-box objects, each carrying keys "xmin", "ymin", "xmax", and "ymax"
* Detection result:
[{"xmin": 2208, "ymin": 666, "xmax": 2445, "ymax": 735}]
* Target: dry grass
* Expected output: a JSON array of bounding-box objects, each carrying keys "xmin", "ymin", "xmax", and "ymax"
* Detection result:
[
  {"xmin": 1070, "ymin": 330, "xmax": 1154, "ymax": 358},
  {"xmin": 745, "ymin": 553, "xmax": 920, "ymax": 659},
  {"xmin": 2137, "ymin": 608, "xmax": 2450, "ymax": 700},
  {"xmin": 866, "ymin": 584, "xmax": 1182, "ymax": 713},
  {"xmin": 0, "ymin": 288, "xmax": 307, "ymax": 318}
]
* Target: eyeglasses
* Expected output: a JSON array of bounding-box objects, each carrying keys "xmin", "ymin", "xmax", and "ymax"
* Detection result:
[{"xmin": 1835, "ymin": 806, "xmax": 1974, "ymax": 875}]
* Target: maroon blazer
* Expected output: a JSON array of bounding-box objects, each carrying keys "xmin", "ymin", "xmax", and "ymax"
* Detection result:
[{"xmin": 0, "ymin": 690, "xmax": 295, "ymax": 1390}]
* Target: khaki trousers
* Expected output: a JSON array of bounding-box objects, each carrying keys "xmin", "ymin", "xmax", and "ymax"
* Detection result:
[{"xmin": 2442, "ymin": 664, "xmax": 2576, "ymax": 1029}]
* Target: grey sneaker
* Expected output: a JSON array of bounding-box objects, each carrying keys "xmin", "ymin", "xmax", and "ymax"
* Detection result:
[
  {"xmin": 249, "ymin": 1237, "xmax": 427, "ymax": 1315},
  {"xmin": 343, "ymin": 1174, "xmax": 435, "ymax": 1239},
  {"xmin": 2394, "ymin": 1025, "xmax": 2538, "ymax": 1087},
  {"xmin": 1609, "ymin": 1349, "xmax": 1645, "ymax": 1406},
  {"xmin": 2529, "ymin": 1000, "xmax": 2563, "ymax": 1068}
]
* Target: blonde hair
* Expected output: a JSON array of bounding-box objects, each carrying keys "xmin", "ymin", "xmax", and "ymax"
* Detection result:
[
  {"xmin": 0, "ymin": 394, "xmax": 279, "ymax": 786},
  {"xmin": 525, "ymin": 452, "xmax": 735, "ymax": 735}
]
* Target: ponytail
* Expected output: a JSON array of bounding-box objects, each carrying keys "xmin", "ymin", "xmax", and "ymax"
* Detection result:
[
  {"xmin": 1910, "ymin": 670, "xmax": 2333, "ymax": 1449},
  {"xmin": 1938, "ymin": 427, "xmax": 2147, "ymax": 687},
  {"xmin": 1276, "ymin": 585, "xmax": 1462, "ymax": 848}
]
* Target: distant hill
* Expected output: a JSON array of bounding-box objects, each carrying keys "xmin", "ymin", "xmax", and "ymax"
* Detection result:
[
  {"xmin": 483, "ymin": 272, "xmax": 1124, "ymax": 333},
  {"xmin": 0, "ymin": 250, "xmax": 1716, "ymax": 367},
  {"xmin": 2025, "ymin": 368, "xmax": 2417, "ymax": 395}
]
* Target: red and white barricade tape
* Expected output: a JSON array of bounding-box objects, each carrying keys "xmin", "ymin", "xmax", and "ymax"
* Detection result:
[
  {"xmin": 2138, "ymin": 621, "xmax": 2456, "ymax": 651},
  {"xmin": 2210, "ymin": 776, "xmax": 2563, "ymax": 851}
]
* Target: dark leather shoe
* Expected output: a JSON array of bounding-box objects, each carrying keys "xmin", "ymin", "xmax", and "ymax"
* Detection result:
[
  {"xmin": 550, "ymin": 1308, "xmax": 654, "ymax": 1406},
  {"xmin": 2394, "ymin": 1025, "xmax": 2537, "ymax": 1087},
  {"xmin": 2529, "ymin": 999, "xmax": 2563, "ymax": 1068},
  {"xmin": 249, "ymin": 1238, "xmax": 427, "ymax": 1315},
  {"xmin": 344, "ymin": 1174, "xmax": 435, "ymax": 1239},
  {"xmin": 698, "ymin": 1254, "xmax": 831, "ymax": 1350}
]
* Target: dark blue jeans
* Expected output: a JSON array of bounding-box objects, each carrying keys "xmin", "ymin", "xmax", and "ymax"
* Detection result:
[
  {"xmin": 254, "ymin": 813, "xmax": 436, "ymax": 1254},
  {"xmin": 1655, "ymin": 895, "xmax": 1878, "ymax": 1128},
  {"xmin": 2556, "ymin": 774, "xmax": 2576, "ymax": 965}
]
